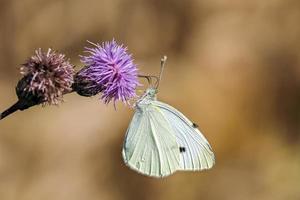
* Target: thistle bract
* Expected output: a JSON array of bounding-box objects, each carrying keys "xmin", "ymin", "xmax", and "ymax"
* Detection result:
[
  {"xmin": 73, "ymin": 66, "xmax": 104, "ymax": 97},
  {"xmin": 77, "ymin": 40, "xmax": 139, "ymax": 104}
]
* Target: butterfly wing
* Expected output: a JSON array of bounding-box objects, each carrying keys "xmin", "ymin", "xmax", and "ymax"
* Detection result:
[
  {"xmin": 122, "ymin": 104, "xmax": 181, "ymax": 177},
  {"xmin": 154, "ymin": 101, "xmax": 215, "ymax": 171}
]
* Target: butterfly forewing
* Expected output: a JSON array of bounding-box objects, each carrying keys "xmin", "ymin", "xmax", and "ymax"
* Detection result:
[
  {"xmin": 122, "ymin": 103, "xmax": 181, "ymax": 177},
  {"xmin": 154, "ymin": 101, "xmax": 215, "ymax": 171}
]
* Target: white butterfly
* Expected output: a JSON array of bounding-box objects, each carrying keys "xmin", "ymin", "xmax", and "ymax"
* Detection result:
[{"xmin": 122, "ymin": 56, "xmax": 215, "ymax": 178}]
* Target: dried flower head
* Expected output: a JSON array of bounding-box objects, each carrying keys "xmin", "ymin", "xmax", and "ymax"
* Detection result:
[
  {"xmin": 20, "ymin": 48, "xmax": 75, "ymax": 105},
  {"xmin": 77, "ymin": 40, "xmax": 139, "ymax": 104},
  {"xmin": 1, "ymin": 48, "xmax": 75, "ymax": 120}
]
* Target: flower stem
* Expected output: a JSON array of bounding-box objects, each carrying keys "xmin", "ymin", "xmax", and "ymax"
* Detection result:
[{"xmin": 0, "ymin": 101, "xmax": 22, "ymax": 120}]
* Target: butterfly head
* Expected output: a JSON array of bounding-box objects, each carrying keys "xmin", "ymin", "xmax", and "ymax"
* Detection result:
[
  {"xmin": 137, "ymin": 87, "xmax": 157, "ymax": 103},
  {"xmin": 145, "ymin": 87, "xmax": 158, "ymax": 97}
]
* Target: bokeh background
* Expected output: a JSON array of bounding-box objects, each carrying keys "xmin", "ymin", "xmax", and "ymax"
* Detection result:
[{"xmin": 1, "ymin": 0, "xmax": 300, "ymax": 199}]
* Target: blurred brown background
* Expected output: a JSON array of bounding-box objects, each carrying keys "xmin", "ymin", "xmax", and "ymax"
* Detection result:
[{"xmin": 1, "ymin": 0, "xmax": 300, "ymax": 199}]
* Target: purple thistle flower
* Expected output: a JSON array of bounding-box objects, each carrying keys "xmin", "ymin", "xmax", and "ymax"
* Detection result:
[{"xmin": 76, "ymin": 40, "xmax": 139, "ymax": 104}]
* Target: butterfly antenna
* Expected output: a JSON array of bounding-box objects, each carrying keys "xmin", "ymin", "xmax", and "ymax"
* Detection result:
[
  {"xmin": 138, "ymin": 75, "xmax": 152, "ymax": 85},
  {"xmin": 138, "ymin": 75, "xmax": 159, "ymax": 88},
  {"xmin": 156, "ymin": 55, "xmax": 167, "ymax": 89}
]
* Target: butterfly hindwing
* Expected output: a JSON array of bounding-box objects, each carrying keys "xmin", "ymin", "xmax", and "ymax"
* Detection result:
[
  {"xmin": 122, "ymin": 104, "xmax": 181, "ymax": 177},
  {"xmin": 154, "ymin": 101, "xmax": 215, "ymax": 171}
]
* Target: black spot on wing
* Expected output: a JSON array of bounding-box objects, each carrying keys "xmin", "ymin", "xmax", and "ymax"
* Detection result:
[
  {"xmin": 192, "ymin": 123, "xmax": 199, "ymax": 128},
  {"xmin": 179, "ymin": 147, "xmax": 186, "ymax": 153}
]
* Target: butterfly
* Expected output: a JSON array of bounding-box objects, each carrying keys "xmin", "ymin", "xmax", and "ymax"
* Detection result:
[{"xmin": 122, "ymin": 56, "xmax": 215, "ymax": 178}]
